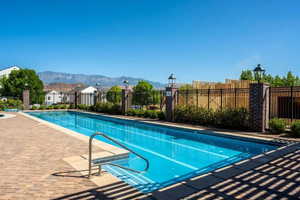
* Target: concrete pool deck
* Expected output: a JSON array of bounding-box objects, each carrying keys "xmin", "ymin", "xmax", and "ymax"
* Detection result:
[{"xmin": 0, "ymin": 111, "xmax": 299, "ymax": 199}]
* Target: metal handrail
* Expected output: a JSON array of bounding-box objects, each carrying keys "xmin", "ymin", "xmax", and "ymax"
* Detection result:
[{"xmin": 88, "ymin": 132, "xmax": 149, "ymax": 178}]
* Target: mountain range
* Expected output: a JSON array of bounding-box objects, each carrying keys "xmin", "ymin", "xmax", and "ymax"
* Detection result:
[{"xmin": 38, "ymin": 71, "xmax": 166, "ymax": 88}]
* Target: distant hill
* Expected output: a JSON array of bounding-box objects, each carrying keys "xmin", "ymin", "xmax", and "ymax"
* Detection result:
[{"xmin": 38, "ymin": 71, "xmax": 166, "ymax": 89}]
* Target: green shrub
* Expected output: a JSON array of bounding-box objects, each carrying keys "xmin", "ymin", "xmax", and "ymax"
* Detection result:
[
  {"xmin": 144, "ymin": 110, "xmax": 152, "ymax": 118},
  {"xmin": 157, "ymin": 111, "xmax": 165, "ymax": 120},
  {"xmin": 174, "ymin": 105, "xmax": 215, "ymax": 125},
  {"xmin": 59, "ymin": 104, "xmax": 67, "ymax": 109},
  {"xmin": 39, "ymin": 105, "xmax": 46, "ymax": 110},
  {"xmin": 31, "ymin": 105, "xmax": 37, "ymax": 110},
  {"xmin": 53, "ymin": 105, "xmax": 60, "ymax": 109},
  {"xmin": 92, "ymin": 102, "xmax": 121, "ymax": 115},
  {"xmin": 149, "ymin": 110, "xmax": 158, "ymax": 119},
  {"xmin": 69, "ymin": 104, "xmax": 75, "ymax": 109},
  {"xmin": 214, "ymin": 108, "xmax": 249, "ymax": 129},
  {"xmin": 0, "ymin": 99, "xmax": 23, "ymax": 110},
  {"xmin": 78, "ymin": 104, "xmax": 89, "ymax": 110},
  {"xmin": 290, "ymin": 121, "xmax": 300, "ymax": 137},
  {"xmin": 269, "ymin": 118, "xmax": 286, "ymax": 134},
  {"xmin": 47, "ymin": 105, "xmax": 54, "ymax": 110},
  {"xmin": 134, "ymin": 109, "xmax": 144, "ymax": 117},
  {"xmin": 126, "ymin": 109, "xmax": 136, "ymax": 116},
  {"xmin": 173, "ymin": 105, "xmax": 249, "ymax": 130}
]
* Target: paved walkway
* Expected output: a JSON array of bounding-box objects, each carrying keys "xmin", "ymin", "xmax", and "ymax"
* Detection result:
[
  {"xmin": 0, "ymin": 113, "xmax": 101, "ymax": 199},
  {"xmin": 0, "ymin": 113, "xmax": 299, "ymax": 199}
]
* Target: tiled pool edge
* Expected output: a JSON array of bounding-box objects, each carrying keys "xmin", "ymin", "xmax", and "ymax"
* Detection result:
[{"xmin": 19, "ymin": 112, "xmax": 128, "ymax": 155}]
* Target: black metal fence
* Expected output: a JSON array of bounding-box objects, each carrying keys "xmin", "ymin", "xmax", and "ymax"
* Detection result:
[
  {"xmin": 130, "ymin": 90, "xmax": 166, "ymax": 110},
  {"xmin": 269, "ymin": 86, "xmax": 300, "ymax": 123},
  {"xmin": 176, "ymin": 88, "xmax": 250, "ymax": 110}
]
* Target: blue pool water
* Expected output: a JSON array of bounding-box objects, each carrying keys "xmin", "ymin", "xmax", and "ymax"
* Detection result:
[{"xmin": 28, "ymin": 111, "xmax": 277, "ymax": 193}]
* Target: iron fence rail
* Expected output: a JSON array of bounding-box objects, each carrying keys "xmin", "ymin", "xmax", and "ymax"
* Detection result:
[
  {"xmin": 176, "ymin": 88, "xmax": 250, "ymax": 110},
  {"xmin": 269, "ymin": 86, "xmax": 300, "ymax": 123}
]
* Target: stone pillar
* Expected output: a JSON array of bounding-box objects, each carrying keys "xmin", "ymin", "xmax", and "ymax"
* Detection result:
[
  {"xmin": 22, "ymin": 90, "xmax": 30, "ymax": 110},
  {"xmin": 75, "ymin": 91, "xmax": 78, "ymax": 108},
  {"xmin": 94, "ymin": 91, "xmax": 98, "ymax": 105},
  {"xmin": 122, "ymin": 89, "xmax": 131, "ymax": 114},
  {"xmin": 166, "ymin": 86, "xmax": 178, "ymax": 121},
  {"xmin": 249, "ymin": 83, "xmax": 270, "ymax": 132}
]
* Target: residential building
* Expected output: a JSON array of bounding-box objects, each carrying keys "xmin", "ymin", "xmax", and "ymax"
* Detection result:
[
  {"xmin": 79, "ymin": 86, "xmax": 97, "ymax": 106},
  {"xmin": 0, "ymin": 66, "xmax": 20, "ymax": 78}
]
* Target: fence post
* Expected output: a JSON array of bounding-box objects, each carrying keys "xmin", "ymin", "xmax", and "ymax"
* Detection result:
[
  {"xmin": 22, "ymin": 90, "xmax": 30, "ymax": 110},
  {"xmin": 185, "ymin": 90, "xmax": 188, "ymax": 105},
  {"xmin": 166, "ymin": 86, "xmax": 178, "ymax": 121},
  {"xmin": 291, "ymin": 86, "xmax": 294, "ymax": 122},
  {"xmin": 122, "ymin": 89, "xmax": 131, "ymax": 114},
  {"xmin": 196, "ymin": 89, "xmax": 199, "ymax": 107},
  {"xmin": 234, "ymin": 88, "xmax": 237, "ymax": 108},
  {"xmin": 249, "ymin": 83, "xmax": 270, "ymax": 132},
  {"xmin": 94, "ymin": 91, "xmax": 98, "ymax": 106},
  {"xmin": 220, "ymin": 89, "xmax": 223, "ymax": 111},
  {"xmin": 208, "ymin": 88, "xmax": 210, "ymax": 109}
]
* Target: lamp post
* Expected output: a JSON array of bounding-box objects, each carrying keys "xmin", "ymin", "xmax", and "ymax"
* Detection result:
[
  {"xmin": 253, "ymin": 64, "xmax": 265, "ymax": 83},
  {"xmin": 168, "ymin": 73, "xmax": 176, "ymax": 87},
  {"xmin": 23, "ymin": 83, "xmax": 30, "ymax": 110},
  {"xmin": 122, "ymin": 80, "xmax": 130, "ymax": 114},
  {"xmin": 95, "ymin": 83, "xmax": 101, "ymax": 102},
  {"xmin": 123, "ymin": 80, "xmax": 129, "ymax": 90}
]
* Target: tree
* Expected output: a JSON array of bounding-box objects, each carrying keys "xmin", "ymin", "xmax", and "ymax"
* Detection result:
[
  {"xmin": 283, "ymin": 71, "xmax": 299, "ymax": 86},
  {"xmin": 239, "ymin": 69, "xmax": 300, "ymax": 87},
  {"xmin": 106, "ymin": 86, "xmax": 122, "ymax": 104},
  {"xmin": 132, "ymin": 80, "xmax": 154, "ymax": 107},
  {"xmin": 240, "ymin": 70, "xmax": 254, "ymax": 80},
  {"xmin": 0, "ymin": 76, "xmax": 7, "ymax": 96},
  {"xmin": 272, "ymin": 75, "xmax": 284, "ymax": 86},
  {"xmin": 2, "ymin": 69, "xmax": 44, "ymax": 104}
]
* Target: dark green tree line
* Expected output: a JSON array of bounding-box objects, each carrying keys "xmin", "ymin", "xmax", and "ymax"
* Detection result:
[{"xmin": 240, "ymin": 70, "xmax": 300, "ymax": 86}]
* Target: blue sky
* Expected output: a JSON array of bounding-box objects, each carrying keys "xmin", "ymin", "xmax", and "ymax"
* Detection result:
[{"xmin": 0, "ymin": 0, "xmax": 299, "ymax": 83}]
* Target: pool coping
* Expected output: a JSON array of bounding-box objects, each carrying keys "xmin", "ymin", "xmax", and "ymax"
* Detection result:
[
  {"xmin": 19, "ymin": 111, "xmax": 133, "ymax": 191},
  {"xmin": 21, "ymin": 110, "xmax": 300, "ymax": 199},
  {"xmin": 70, "ymin": 109, "xmax": 299, "ymax": 145},
  {"xmin": 25, "ymin": 109, "xmax": 300, "ymax": 143}
]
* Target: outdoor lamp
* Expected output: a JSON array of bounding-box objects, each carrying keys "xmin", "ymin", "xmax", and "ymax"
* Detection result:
[
  {"xmin": 168, "ymin": 73, "xmax": 176, "ymax": 87},
  {"xmin": 253, "ymin": 64, "xmax": 265, "ymax": 83},
  {"xmin": 123, "ymin": 80, "xmax": 129, "ymax": 89},
  {"xmin": 24, "ymin": 83, "xmax": 29, "ymax": 89},
  {"xmin": 95, "ymin": 82, "xmax": 101, "ymax": 91}
]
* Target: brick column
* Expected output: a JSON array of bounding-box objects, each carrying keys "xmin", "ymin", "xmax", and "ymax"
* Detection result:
[
  {"xmin": 94, "ymin": 91, "xmax": 98, "ymax": 105},
  {"xmin": 74, "ymin": 91, "xmax": 79, "ymax": 108},
  {"xmin": 22, "ymin": 90, "xmax": 30, "ymax": 110},
  {"xmin": 166, "ymin": 86, "xmax": 178, "ymax": 121},
  {"xmin": 122, "ymin": 89, "xmax": 132, "ymax": 114},
  {"xmin": 249, "ymin": 83, "xmax": 270, "ymax": 132}
]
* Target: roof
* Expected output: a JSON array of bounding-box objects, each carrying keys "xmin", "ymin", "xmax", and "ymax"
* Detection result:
[
  {"xmin": 0, "ymin": 65, "xmax": 21, "ymax": 71},
  {"xmin": 80, "ymin": 86, "xmax": 97, "ymax": 93}
]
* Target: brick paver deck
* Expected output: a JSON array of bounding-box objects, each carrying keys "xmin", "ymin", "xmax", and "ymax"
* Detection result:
[
  {"xmin": 0, "ymin": 113, "xmax": 102, "ymax": 199},
  {"xmin": 0, "ymin": 112, "xmax": 299, "ymax": 200}
]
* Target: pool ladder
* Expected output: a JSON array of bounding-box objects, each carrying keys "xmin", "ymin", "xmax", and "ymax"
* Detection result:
[{"xmin": 88, "ymin": 132, "xmax": 149, "ymax": 178}]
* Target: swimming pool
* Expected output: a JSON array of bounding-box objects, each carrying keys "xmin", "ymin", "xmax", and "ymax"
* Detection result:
[{"xmin": 28, "ymin": 111, "xmax": 277, "ymax": 193}]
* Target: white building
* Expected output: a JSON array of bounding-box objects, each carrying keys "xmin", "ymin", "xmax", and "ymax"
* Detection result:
[
  {"xmin": 79, "ymin": 86, "xmax": 97, "ymax": 106},
  {"xmin": 0, "ymin": 66, "xmax": 20, "ymax": 78},
  {"xmin": 45, "ymin": 90, "xmax": 63, "ymax": 105}
]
